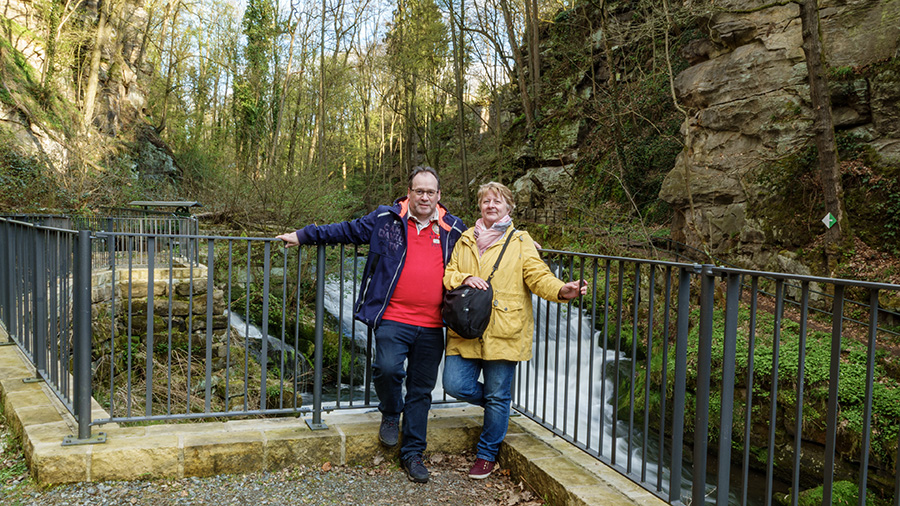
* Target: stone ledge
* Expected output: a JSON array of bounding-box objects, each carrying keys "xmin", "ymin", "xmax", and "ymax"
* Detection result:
[
  {"xmin": 0, "ymin": 327, "xmax": 660, "ymax": 505},
  {"xmin": 501, "ymin": 417, "xmax": 668, "ymax": 505}
]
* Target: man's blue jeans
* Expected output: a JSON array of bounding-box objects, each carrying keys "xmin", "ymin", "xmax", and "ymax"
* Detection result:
[
  {"xmin": 373, "ymin": 320, "xmax": 444, "ymax": 461},
  {"xmin": 442, "ymin": 354, "xmax": 517, "ymax": 462}
]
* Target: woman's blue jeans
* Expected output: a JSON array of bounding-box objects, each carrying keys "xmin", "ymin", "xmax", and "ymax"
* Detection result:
[
  {"xmin": 442, "ymin": 354, "xmax": 517, "ymax": 462},
  {"xmin": 373, "ymin": 320, "xmax": 445, "ymax": 462}
]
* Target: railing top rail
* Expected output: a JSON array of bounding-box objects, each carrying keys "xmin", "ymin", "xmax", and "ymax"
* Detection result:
[
  {"xmin": 100, "ymin": 206, "xmax": 196, "ymax": 217},
  {"xmin": 0, "ymin": 213, "xmax": 71, "ymax": 219},
  {"xmin": 708, "ymin": 264, "xmax": 900, "ymax": 291},
  {"xmin": 541, "ymin": 248, "xmax": 900, "ymax": 292},
  {"xmin": 0, "ymin": 217, "xmax": 78, "ymax": 235},
  {"xmin": 10, "ymin": 214, "xmax": 894, "ymax": 292},
  {"xmin": 94, "ymin": 231, "xmax": 282, "ymax": 241},
  {"xmin": 539, "ymin": 247, "xmax": 698, "ymax": 270}
]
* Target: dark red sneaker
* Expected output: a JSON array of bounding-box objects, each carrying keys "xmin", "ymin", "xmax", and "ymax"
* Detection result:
[{"xmin": 468, "ymin": 458, "xmax": 495, "ymax": 479}]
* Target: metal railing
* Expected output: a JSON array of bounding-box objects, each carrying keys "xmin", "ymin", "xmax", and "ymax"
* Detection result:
[
  {"xmin": 1, "ymin": 213, "xmax": 199, "ymax": 268},
  {"xmin": 525, "ymin": 250, "xmax": 900, "ymax": 505},
  {"xmin": 4, "ymin": 216, "xmax": 900, "ymax": 504},
  {"xmin": 0, "ymin": 218, "xmax": 393, "ymax": 429}
]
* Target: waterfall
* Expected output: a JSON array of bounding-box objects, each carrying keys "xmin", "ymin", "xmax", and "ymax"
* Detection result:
[
  {"xmin": 318, "ymin": 257, "xmax": 740, "ymax": 505},
  {"xmin": 225, "ymin": 311, "xmax": 310, "ymax": 383}
]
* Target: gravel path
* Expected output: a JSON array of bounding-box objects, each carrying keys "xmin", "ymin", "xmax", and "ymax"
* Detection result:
[{"xmin": 2, "ymin": 411, "xmax": 543, "ymax": 506}]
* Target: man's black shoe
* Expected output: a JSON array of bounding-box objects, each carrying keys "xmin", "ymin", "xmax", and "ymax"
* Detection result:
[
  {"xmin": 401, "ymin": 454, "xmax": 429, "ymax": 483},
  {"xmin": 379, "ymin": 416, "xmax": 399, "ymax": 447}
]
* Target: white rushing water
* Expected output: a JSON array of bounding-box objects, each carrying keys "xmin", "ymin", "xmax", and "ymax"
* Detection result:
[{"xmin": 230, "ymin": 257, "xmax": 736, "ymax": 504}]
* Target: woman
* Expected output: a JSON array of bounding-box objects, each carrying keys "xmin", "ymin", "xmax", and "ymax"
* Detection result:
[{"xmin": 442, "ymin": 182, "xmax": 587, "ymax": 479}]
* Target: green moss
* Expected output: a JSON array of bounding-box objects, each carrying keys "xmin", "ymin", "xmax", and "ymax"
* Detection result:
[
  {"xmin": 797, "ymin": 480, "xmax": 875, "ymax": 506},
  {"xmin": 626, "ymin": 298, "xmax": 900, "ymax": 485},
  {"xmin": 751, "ymin": 130, "xmax": 900, "ymax": 257}
]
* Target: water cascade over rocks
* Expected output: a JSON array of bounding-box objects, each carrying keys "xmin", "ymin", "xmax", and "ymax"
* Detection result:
[{"xmin": 319, "ymin": 257, "xmax": 742, "ymax": 505}]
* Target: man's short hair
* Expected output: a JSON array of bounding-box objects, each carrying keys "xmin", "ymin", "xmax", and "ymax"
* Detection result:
[{"xmin": 408, "ymin": 166, "xmax": 440, "ymax": 190}]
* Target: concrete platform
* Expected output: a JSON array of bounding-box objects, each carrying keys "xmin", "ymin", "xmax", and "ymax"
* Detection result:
[{"xmin": 0, "ymin": 326, "xmax": 664, "ymax": 506}]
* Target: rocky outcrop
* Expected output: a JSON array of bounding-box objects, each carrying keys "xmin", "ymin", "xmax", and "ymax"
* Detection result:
[
  {"xmin": 659, "ymin": 0, "xmax": 900, "ymax": 267},
  {"xmin": 512, "ymin": 164, "xmax": 575, "ymax": 215},
  {"xmin": 0, "ymin": 106, "xmax": 69, "ymax": 170},
  {"xmin": 2, "ymin": 0, "xmax": 178, "ymax": 178}
]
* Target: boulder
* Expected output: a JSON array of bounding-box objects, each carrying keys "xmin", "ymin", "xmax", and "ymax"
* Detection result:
[{"xmin": 512, "ymin": 164, "xmax": 575, "ymax": 210}]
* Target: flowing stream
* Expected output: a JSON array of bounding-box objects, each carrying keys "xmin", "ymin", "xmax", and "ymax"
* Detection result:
[
  {"xmin": 319, "ymin": 261, "xmax": 739, "ymax": 504},
  {"xmin": 230, "ymin": 259, "xmax": 765, "ymax": 505}
]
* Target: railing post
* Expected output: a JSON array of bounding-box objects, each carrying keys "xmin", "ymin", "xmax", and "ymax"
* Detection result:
[
  {"xmin": 8, "ymin": 223, "xmax": 19, "ymax": 342},
  {"xmin": 822, "ymin": 284, "xmax": 844, "ymax": 505},
  {"xmin": 715, "ymin": 272, "xmax": 741, "ymax": 505},
  {"xmin": 668, "ymin": 266, "xmax": 691, "ymax": 504},
  {"xmin": 145, "ymin": 237, "xmax": 155, "ymax": 416},
  {"xmin": 306, "ymin": 244, "xmax": 327, "ymax": 430},
  {"xmin": 692, "ymin": 264, "xmax": 715, "ymax": 506},
  {"xmin": 71, "ymin": 230, "xmax": 96, "ymax": 441},
  {"xmin": 32, "ymin": 230, "xmax": 48, "ymax": 376},
  {"xmin": 0, "ymin": 220, "xmax": 8, "ymax": 330}
]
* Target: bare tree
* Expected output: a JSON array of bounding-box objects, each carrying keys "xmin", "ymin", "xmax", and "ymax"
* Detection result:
[
  {"xmin": 447, "ymin": 0, "xmax": 471, "ymax": 204},
  {"xmin": 156, "ymin": 0, "xmax": 183, "ymax": 135},
  {"xmin": 798, "ymin": 0, "xmax": 845, "ymax": 250},
  {"xmin": 266, "ymin": 3, "xmax": 299, "ymax": 170},
  {"xmin": 82, "ymin": 0, "xmax": 110, "ymax": 129},
  {"xmin": 526, "ymin": 0, "xmax": 539, "ymax": 112},
  {"xmin": 498, "ymin": 0, "xmax": 533, "ymax": 128},
  {"xmin": 317, "ymin": 0, "xmax": 326, "ymax": 177},
  {"xmin": 41, "ymin": 0, "xmax": 87, "ymax": 88}
]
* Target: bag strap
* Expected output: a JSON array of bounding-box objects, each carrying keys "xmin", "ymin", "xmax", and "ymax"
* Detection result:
[{"xmin": 485, "ymin": 228, "xmax": 516, "ymax": 284}]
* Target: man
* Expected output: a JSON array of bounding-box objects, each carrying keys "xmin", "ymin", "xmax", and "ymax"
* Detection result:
[{"xmin": 276, "ymin": 166, "xmax": 466, "ymax": 483}]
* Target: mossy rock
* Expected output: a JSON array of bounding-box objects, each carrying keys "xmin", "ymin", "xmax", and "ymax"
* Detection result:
[{"xmin": 793, "ymin": 480, "xmax": 875, "ymax": 506}]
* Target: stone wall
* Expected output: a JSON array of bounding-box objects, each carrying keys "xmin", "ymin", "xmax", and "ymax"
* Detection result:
[{"xmin": 659, "ymin": 0, "xmax": 900, "ymax": 269}]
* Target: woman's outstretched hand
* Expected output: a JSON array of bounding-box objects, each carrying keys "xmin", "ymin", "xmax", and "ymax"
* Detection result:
[{"xmin": 558, "ymin": 280, "xmax": 588, "ymax": 300}]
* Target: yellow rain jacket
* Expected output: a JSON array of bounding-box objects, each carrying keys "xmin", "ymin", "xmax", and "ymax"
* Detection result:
[{"xmin": 443, "ymin": 227, "xmax": 566, "ymax": 362}]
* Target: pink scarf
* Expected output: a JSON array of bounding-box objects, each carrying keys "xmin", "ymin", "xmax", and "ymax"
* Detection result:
[{"xmin": 474, "ymin": 215, "xmax": 513, "ymax": 256}]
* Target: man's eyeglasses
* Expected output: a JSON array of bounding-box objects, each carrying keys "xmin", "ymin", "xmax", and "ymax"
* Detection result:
[{"xmin": 411, "ymin": 189, "xmax": 438, "ymax": 197}]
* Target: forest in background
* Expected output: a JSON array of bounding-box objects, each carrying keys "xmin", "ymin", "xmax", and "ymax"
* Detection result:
[
  {"xmin": 1, "ymin": 0, "xmax": 697, "ymax": 242},
  {"xmin": 2, "ymin": 0, "xmax": 899, "ymax": 275},
  {"xmin": 5, "ymin": 2, "xmax": 900, "ymax": 503}
]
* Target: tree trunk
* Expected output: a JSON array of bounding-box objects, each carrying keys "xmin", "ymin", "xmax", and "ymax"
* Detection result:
[
  {"xmin": 799, "ymin": 0, "xmax": 846, "ymax": 250},
  {"xmin": 157, "ymin": 0, "xmax": 181, "ymax": 135},
  {"xmin": 287, "ymin": 82, "xmax": 304, "ymax": 172},
  {"xmin": 317, "ymin": 0, "xmax": 326, "ymax": 179},
  {"xmin": 40, "ymin": 0, "xmax": 61, "ymax": 87},
  {"xmin": 135, "ymin": 0, "xmax": 154, "ymax": 71},
  {"xmin": 287, "ymin": 24, "xmax": 310, "ymax": 174},
  {"xmin": 267, "ymin": 8, "xmax": 298, "ymax": 172},
  {"xmin": 82, "ymin": 0, "xmax": 109, "ymax": 130},
  {"xmin": 498, "ymin": 0, "xmax": 533, "ymax": 128},
  {"xmin": 527, "ymin": 0, "xmax": 540, "ymax": 112},
  {"xmin": 448, "ymin": 0, "xmax": 470, "ymax": 204}
]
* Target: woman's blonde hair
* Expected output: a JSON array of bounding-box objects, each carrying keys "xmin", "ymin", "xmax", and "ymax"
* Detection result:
[{"xmin": 477, "ymin": 182, "xmax": 515, "ymax": 212}]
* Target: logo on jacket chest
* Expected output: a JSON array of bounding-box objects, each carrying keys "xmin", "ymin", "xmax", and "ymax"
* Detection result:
[{"xmin": 376, "ymin": 221, "xmax": 405, "ymax": 254}]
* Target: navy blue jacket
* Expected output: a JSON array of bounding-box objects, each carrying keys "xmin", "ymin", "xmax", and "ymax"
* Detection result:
[{"xmin": 294, "ymin": 196, "xmax": 466, "ymax": 328}]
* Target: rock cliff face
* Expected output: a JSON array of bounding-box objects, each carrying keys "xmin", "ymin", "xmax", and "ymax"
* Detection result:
[
  {"xmin": 659, "ymin": 0, "xmax": 900, "ymax": 269},
  {"xmin": 2, "ymin": 0, "xmax": 177, "ymax": 179}
]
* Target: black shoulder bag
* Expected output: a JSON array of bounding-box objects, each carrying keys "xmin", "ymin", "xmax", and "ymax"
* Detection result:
[{"xmin": 441, "ymin": 229, "xmax": 515, "ymax": 339}]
